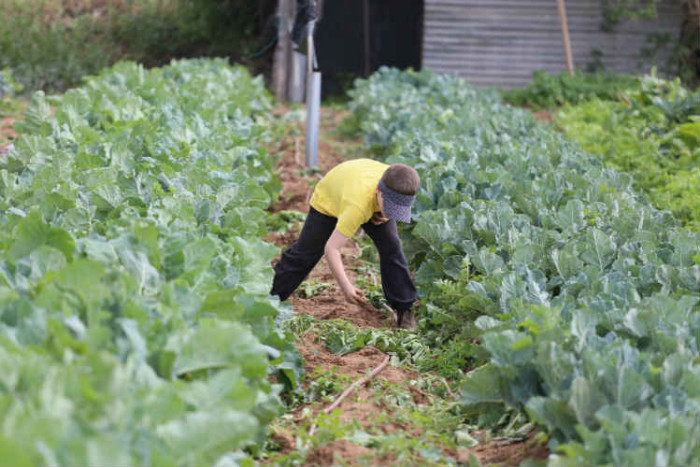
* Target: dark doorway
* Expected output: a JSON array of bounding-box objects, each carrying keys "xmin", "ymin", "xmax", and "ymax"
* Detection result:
[{"xmin": 315, "ymin": 0, "xmax": 423, "ymax": 97}]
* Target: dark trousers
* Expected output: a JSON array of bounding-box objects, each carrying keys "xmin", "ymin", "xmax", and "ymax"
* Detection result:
[{"xmin": 271, "ymin": 207, "xmax": 417, "ymax": 312}]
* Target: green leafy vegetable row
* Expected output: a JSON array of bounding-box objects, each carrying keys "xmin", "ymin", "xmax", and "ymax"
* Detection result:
[
  {"xmin": 0, "ymin": 59, "xmax": 299, "ymax": 466},
  {"xmin": 555, "ymin": 73, "xmax": 700, "ymax": 230},
  {"xmin": 349, "ymin": 68, "xmax": 700, "ymax": 466}
]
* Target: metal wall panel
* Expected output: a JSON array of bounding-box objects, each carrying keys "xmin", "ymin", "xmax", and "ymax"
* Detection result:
[{"xmin": 422, "ymin": 0, "xmax": 682, "ymax": 88}]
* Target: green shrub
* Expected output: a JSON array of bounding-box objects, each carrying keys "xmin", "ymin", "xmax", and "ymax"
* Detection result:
[
  {"xmin": 503, "ymin": 70, "xmax": 638, "ymax": 110},
  {"xmin": 556, "ymin": 73, "xmax": 700, "ymax": 230},
  {"xmin": 0, "ymin": 0, "xmax": 277, "ymax": 92},
  {"xmin": 0, "ymin": 0, "xmax": 117, "ymax": 91}
]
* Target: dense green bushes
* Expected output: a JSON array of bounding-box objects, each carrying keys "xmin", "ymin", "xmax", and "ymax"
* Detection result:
[
  {"xmin": 0, "ymin": 0, "xmax": 107, "ymax": 91},
  {"xmin": 555, "ymin": 74, "xmax": 700, "ymax": 230},
  {"xmin": 504, "ymin": 71, "xmax": 699, "ymax": 231},
  {"xmin": 502, "ymin": 71, "xmax": 638, "ymax": 110},
  {"xmin": 0, "ymin": 0, "xmax": 277, "ymax": 92}
]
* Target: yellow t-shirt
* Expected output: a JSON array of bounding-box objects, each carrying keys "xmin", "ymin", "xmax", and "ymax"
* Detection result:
[{"xmin": 310, "ymin": 159, "xmax": 389, "ymax": 237}]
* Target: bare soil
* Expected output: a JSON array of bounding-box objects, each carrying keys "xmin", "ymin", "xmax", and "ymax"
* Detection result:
[
  {"xmin": 266, "ymin": 106, "xmax": 549, "ymax": 466},
  {"xmin": 305, "ymin": 440, "xmax": 377, "ymax": 466},
  {"xmin": 456, "ymin": 432, "xmax": 549, "ymax": 465},
  {"xmin": 533, "ymin": 110, "xmax": 554, "ymax": 123}
]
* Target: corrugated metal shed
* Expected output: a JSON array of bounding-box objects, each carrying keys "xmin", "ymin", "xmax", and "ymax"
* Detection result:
[{"xmin": 422, "ymin": 0, "xmax": 682, "ymax": 88}]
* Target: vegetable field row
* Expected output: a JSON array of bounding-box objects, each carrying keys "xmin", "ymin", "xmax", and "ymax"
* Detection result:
[
  {"xmin": 349, "ymin": 68, "xmax": 700, "ymax": 466},
  {"xmin": 0, "ymin": 59, "xmax": 298, "ymax": 465}
]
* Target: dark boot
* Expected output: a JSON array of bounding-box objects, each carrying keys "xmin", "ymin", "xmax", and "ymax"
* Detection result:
[{"xmin": 396, "ymin": 308, "xmax": 416, "ymax": 331}]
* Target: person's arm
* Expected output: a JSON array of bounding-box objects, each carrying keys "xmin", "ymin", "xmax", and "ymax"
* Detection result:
[{"xmin": 324, "ymin": 229, "xmax": 365, "ymax": 304}]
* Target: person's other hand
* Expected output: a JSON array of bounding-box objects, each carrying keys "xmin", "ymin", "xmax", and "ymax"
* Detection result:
[{"xmin": 343, "ymin": 286, "xmax": 365, "ymax": 305}]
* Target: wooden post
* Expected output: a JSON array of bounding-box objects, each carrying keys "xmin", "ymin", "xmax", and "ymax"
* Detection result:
[
  {"xmin": 272, "ymin": 0, "xmax": 294, "ymax": 101},
  {"xmin": 556, "ymin": 0, "xmax": 575, "ymax": 76}
]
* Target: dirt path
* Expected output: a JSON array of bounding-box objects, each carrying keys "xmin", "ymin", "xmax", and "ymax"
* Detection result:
[
  {"xmin": 268, "ymin": 109, "xmax": 448, "ymax": 465},
  {"xmin": 264, "ymin": 106, "xmax": 549, "ymax": 466},
  {"xmin": 265, "ymin": 108, "xmax": 422, "ymax": 464}
]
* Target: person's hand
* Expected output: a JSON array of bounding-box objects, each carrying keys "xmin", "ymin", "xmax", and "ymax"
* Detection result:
[
  {"xmin": 342, "ymin": 285, "xmax": 365, "ymax": 305},
  {"xmin": 371, "ymin": 212, "xmax": 389, "ymax": 225}
]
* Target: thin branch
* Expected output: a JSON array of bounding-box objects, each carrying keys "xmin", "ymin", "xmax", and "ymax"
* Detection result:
[
  {"xmin": 381, "ymin": 303, "xmax": 398, "ymax": 323},
  {"xmin": 441, "ymin": 377, "xmax": 456, "ymax": 398},
  {"xmin": 306, "ymin": 354, "xmax": 390, "ymax": 448}
]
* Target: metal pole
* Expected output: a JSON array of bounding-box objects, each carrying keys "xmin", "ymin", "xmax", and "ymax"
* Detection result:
[
  {"xmin": 305, "ymin": 19, "xmax": 321, "ymax": 168},
  {"xmin": 290, "ymin": 52, "xmax": 306, "ymax": 102},
  {"xmin": 306, "ymin": 20, "xmax": 315, "ymax": 76},
  {"xmin": 557, "ymin": 0, "xmax": 575, "ymax": 76}
]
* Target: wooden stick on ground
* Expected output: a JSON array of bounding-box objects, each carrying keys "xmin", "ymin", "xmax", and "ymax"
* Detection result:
[
  {"xmin": 381, "ymin": 303, "xmax": 398, "ymax": 324},
  {"xmin": 352, "ymin": 297, "xmax": 397, "ymax": 326},
  {"xmin": 306, "ymin": 354, "xmax": 390, "ymax": 449},
  {"xmin": 441, "ymin": 377, "xmax": 456, "ymax": 398}
]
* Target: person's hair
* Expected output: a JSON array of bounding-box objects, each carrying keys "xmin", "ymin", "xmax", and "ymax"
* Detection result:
[{"xmin": 381, "ymin": 164, "xmax": 420, "ymax": 195}]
